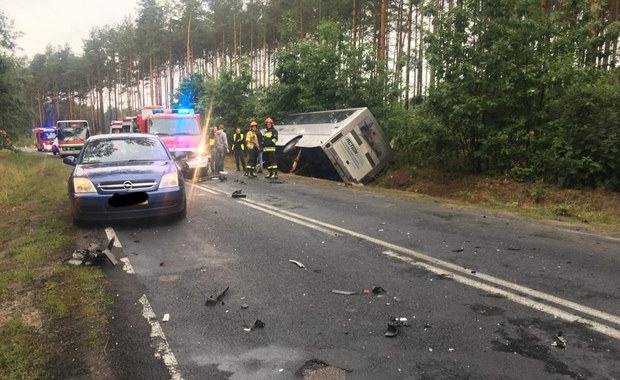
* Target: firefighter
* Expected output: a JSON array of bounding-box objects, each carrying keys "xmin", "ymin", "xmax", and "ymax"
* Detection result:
[
  {"xmin": 262, "ymin": 117, "xmax": 278, "ymax": 179},
  {"xmin": 208, "ymin": 125, "xmax": 217, "ymax": 174},
  {"xmin": 245, "ymin": 121, "xmax": 259, "ymax": 177},
  {"xmin": 232, "ymin": 127, "xmax": 246, "ymax": 171}
]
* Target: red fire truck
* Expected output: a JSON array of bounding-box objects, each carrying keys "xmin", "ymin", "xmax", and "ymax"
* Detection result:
[{"xmin": 136, "ymin": 107, "xmax": 208, "ymax": 174}]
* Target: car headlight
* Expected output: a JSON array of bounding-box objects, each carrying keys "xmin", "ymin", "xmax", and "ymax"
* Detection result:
[
  {"xmin": 159, "ymin": 173, "xmax": 179, "ymax": 188},
  {"xmin": 197, "ymin": 142, "xmax": 208, "ymax": 156},
  {"xmin": 73, "ymin": 178, "xmax": 97, "ymax": 193}
]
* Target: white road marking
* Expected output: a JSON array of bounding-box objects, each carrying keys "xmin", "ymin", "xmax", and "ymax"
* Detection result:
[
  {"xmin": 191, "ymin": 182, "xmax": 620, "ymax": 339},
  {"xmin": 105, "ymin": 227, "xmax": 123, "ymax": 248},
  {"xmin": 192, "ymin": 183, "xmax": 225, "ymax": 195},
  {"xmin": 105, "ymin": 228, "xmax": 181, "ymax": 377},
  {"xmin": 139, "ymin": 295, "xmax": 183, "ymax": 380},
  {"xmin": 382, "ymin": 251, "xmax": 620, "ymax": 340},
  {"xmin": 120, "ymin": 257, "xmax": 135, "ymax": 274},
  {"xmin": 245, "ymin": 198, "xmax": 620, "ymax": 328}
]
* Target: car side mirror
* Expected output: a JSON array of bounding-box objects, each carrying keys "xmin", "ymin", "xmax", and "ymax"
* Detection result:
[
  {"xmin": 172, "ymin": 151, "xmax": 189, "ymax": 161},
  {"xmin": 63, "ymin": 156, "xmax": 77, "ymax": 166}
]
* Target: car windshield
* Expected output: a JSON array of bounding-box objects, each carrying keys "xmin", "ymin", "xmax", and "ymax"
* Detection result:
[
  {"xmin": 42, "ymin": 131, "xmax": 56, "ymax": 140},
  {"xmin": 59, "ymin": 127, "xmax": 89, "ymax": 142},
  {"xmin": 150, "ymin": 118, "xmax": 200, "ymax": 136},
  {"xmin": 80, "ymin": 137, "xmax": 170, "ymax": 164}
]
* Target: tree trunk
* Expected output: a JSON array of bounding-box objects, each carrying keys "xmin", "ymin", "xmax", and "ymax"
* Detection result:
[
  {"xmin": 169, "ymin": 47, "xmax": 175, "ymax": 107},
  {"xmin": 149, "ymin": 56, "xmax": 154, "ymax": 105},
  {"xmin": 417, "ymin": 3, "xmax": 424, "ymax": 96},
  {"xmin": 352, "ymin": 0, "xmax": 357, "ymax": 47},
  {"xmin": 222, "ymin": 30, "xmax": 226, "ymax": 69},
  {"xmin": 117, "ymin": 59, "xmax": 123, "ymax": 116},
  {"xmin": 234, "ymin": 14, "xmax": 238, "ymax": 75},
  {"xmin": 405, "ymin": 0, "xmax": 413, "ymax": 109},
  {"xmin": 187, "ymin": 9, "xmax": 193, "ymax": 74},
  {"xmin": 263, "ymin": 28, "xmax": 267, "ymax": 86},
  {"xmin": 97, "ymin": 64, "xmax": 105, "ymax": 133},
  {"xmin": 379, "ymin": 0, "xmax": 386, "ymax": 60},
  {"xmin": 37, "ymin": 90, "xmax": 43, "ymax": 127},
  {"xmin": 251, "ymin": 19, "xmax": 255, "ymax": 87}
]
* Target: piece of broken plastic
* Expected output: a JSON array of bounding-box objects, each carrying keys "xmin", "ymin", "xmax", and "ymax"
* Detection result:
[
  {"xmin": 385, "ymin": 322, "xmax": 399, "ymax": 337},
  {"xmin": 332, "ymin": 289, "xmax": 357, "ymax": 295},
  {"xmin": 289, "ymin": 259, "xmax": 305, "ymax": 268}
]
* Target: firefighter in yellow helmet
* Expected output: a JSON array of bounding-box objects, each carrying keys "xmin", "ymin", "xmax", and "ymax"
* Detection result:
[
  {"xmin": 245, "ymin": 121, "xmax": 259, "ymax": 177},
  {"xmin": 262, "ymin": 117, "xmax": 278, "ymax": 179}
]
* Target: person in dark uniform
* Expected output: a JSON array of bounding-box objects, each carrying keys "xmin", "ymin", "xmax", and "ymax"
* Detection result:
[
  {"xmin": 232, "ymin": 127, "xmax": 246, "ymax": 171},
  {"xmin": 262, "ymin": 117, "xmax": 278, "ymax": 179}
]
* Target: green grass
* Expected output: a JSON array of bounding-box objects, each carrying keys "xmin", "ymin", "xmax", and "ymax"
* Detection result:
[
  {"xmin": 0, "ymin": 319, "xmax": 47, "ymax": 379},
  {"xmin": 43, "ymin": 267, "xmax": 112, "ymax": 346},
  {"xmin": 0, "ymin": 151, "xmax": 112, "ymax": 376}
]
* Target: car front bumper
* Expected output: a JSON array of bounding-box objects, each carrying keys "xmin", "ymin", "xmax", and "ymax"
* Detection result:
[{"xmin": 71, "ymin": 187, "xmax": 186, "ymax": 221}]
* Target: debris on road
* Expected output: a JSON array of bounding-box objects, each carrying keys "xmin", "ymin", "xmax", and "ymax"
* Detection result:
[
  {"xmin": 385, "ymin": 316, "xmax": 410, "ymax": 337},
  {"xmin": 243, "ymin": 319, "xmax": 266, "ymax": 332},
  {"xmin": 232, "ymin": 189, "xmax": 246, "ymax": 198},
  {"xmin": 452, "ymin": 248, "xmax": 465, "ymax": 253},
  {"xmin": 363, "ymin": 289, "xmax": 370, "ymax": 294},
  {"xmin": 205, "ymin": 286, "xmax": 230, "ymax": 306},
  {"xmin": 64, "ymin": 238, "xmax": 118, "ymax": 266},
  {"xmin": 385, "ymin": 322, "xmax": 399, "ymax": 337},
  {"xmin": 332, "ymin": 290, "xmax": 357, "ymax": 295},
  {"xmin": 241, "ymin": 304, "xmax": 249, "ymax": 309},
  {"xmin": 289, "ymin": 259, "xmax": 305, "ymax": 268},
  {"xmin": 507, "ymin": 247, "xmax": 521, "ymax": 251},
  {"xmin": 253, "ymin": 319, "xmax": 265, "ymax": 329},
  {"xmin": 162, "ymin": 313, "xmax": 170, "ymax": 322},
  {"xmin": 552, "ymin": 332, "xmax": 567, "ymax": 349},
  {"xmin": 372, "ymin": 286, "xmax": 386, "ymax": 294}
]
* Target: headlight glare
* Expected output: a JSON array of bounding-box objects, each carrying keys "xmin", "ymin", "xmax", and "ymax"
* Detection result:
[
  {"xmin": 159, "ymin": 173, "xmax": 179, "ymax": 188},
  {"xmin": 73, "ymin": 178, "xmax": 97, "ymax": 193}
]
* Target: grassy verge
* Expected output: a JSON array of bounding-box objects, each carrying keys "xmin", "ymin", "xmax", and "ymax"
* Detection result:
[
  {"xmin": 0, "ymin": 151, "xmax": 111, "ymax": 378},
  {"xmin": 371, "ymin": 166, "xmax": 620, "ymax": 234}
]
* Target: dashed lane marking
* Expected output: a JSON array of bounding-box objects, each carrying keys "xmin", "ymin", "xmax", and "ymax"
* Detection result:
[
  {"xmin": 105, "ymin": 227, "xmax": 182, "ymax": 377},
  {"xmin": 105, "ymin": 226, "xmax": 123, "ymax": 248},
  {"xmin": 139, "ymin": 295, "xmax": 184, "ymax": 380},
  {"xmin": 120, "ymin": 257, "xmax": 135, "ymax": 274}
]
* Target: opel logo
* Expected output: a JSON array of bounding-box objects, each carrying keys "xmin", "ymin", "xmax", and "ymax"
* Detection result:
[{"xmin": 123, "ymin": 181, "xmax": 133, "ymax": 190}]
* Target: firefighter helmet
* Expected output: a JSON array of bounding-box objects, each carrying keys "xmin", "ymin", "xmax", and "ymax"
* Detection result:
[
  {"xmin": 250, "ymin": 121, "xmax": 258, "ymax": 127},
  {"xmin": 265, "ymin": 117, "xmax": 274, "ymax": 126}
]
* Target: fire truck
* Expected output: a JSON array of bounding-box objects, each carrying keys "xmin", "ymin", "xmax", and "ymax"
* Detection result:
[
  {"xmin": 32, "ymin": 127, "xmax": 57, "ymax": 152},
  {"xmin": 136, "ymin": 106, "xmax": 208, "ymax": 174}
]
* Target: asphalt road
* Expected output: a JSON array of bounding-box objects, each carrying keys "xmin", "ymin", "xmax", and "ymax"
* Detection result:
[{"xmin": 93, "ymin": 169, "xmax": 620, "ymax": 380}]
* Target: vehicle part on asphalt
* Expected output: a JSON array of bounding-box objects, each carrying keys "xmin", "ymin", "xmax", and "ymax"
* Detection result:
[
  {"xmin": 162, "ymin": 313, "xmax": 170, "ymax": 322},
  {"xmin": 372, "ymin": 286, "xmax": 386, "ymax": 294},
  {"xmin": 385, "ymin": 322, "xmax": 399, "ymax": 337},
  {"xmin": 205, "ymin": 286, "xmax": 230, "ymax": 306},
  {"xmin": 253, "ymin": 319, "xmax": 265, "ymax": 329},
  {"xmin": 241, "ymin": 304, "xmax": 249, "ymax": 309},
  {"xmin": 64, "ymin": 238, "xmax": 118, "ymax": 266},
  {"xmin": 232, "ymin": 189, "xmax": 246, "ymax": 198},
  {"xmin": 332, "ymin": 290, "xmax": 357, "ymax": 295},
  {"xmin": 289, "ymin": 259, "xmax": 305, "ymax": 268},
  {"xmin": 553, "ymin": 332, "xmax": 567, "ymax": 349}
]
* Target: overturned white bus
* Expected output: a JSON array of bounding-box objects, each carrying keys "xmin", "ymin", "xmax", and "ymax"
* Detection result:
[{"xmin": 275, "ymin": 107, "xmax": 393, "ymax": 184}]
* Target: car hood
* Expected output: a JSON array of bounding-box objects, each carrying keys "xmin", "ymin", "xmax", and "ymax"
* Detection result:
[
  {"xmin": 75, "ymin": 161, "xmax": 173, "ymax": 183},
  {"xmin": 160, "ymin": 135, "xmax": 203, "ymax": 151}
]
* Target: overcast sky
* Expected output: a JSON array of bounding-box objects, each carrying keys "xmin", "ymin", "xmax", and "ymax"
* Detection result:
[{"xmin": 3, "ymin": 0, "xmax": 140, "ymax": 59}]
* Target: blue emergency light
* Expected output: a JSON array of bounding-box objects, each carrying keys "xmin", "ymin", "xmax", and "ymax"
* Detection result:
[{"xmin": 177, "ymin": 108, "xmax": 191, "ymax": 114}]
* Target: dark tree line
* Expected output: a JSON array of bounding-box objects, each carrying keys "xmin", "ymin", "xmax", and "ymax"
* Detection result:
[{"xmin": 1, "ymin": 1, "xmax": 619, "ymax": 189}]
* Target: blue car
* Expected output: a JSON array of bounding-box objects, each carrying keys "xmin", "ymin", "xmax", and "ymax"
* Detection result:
[{"xmin": 63, "ymin": 133, "xmax": 187, "ymax": 223}]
